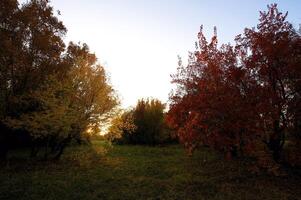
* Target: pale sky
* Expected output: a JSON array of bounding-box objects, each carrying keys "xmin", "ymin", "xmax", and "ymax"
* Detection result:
[{"xmin": 20, "ymin": 0, "xmax": 301, "ymax": 108}]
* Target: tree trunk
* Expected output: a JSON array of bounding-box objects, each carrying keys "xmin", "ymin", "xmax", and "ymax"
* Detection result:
[
  {"xmin": 30, "ymin": 145, "xmax": 39, "ymax": 158},
  {"xmin": 0, "ymin": 147, "xmax": 8, "ymax": 161},
  {"xmin": 0, "ymin": 137, "xmax": 8, "ymax": 161},
  {"xmin": 53, "ymin": 145, "xmax": 66, "ymax": 160},
  {"xmin": 44, "ymin": 138, "xmax": 50, "ymax": 160},
  {"xmin": 269, "ymin": 120, "xmax": 285, "ymax": 162},
  {"xmin": 53, "ymin": 135, "xmax": 72, "ymax": 160}
]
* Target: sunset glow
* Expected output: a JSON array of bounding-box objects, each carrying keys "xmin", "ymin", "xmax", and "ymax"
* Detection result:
[{"xmin": 35, "ymin": 0, "xmax": 301, "ymax": 107}]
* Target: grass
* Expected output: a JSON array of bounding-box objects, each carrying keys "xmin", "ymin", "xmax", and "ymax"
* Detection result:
[{"xmin": 0, "ymin": 140, "xmax": 300, "ymax": 200}]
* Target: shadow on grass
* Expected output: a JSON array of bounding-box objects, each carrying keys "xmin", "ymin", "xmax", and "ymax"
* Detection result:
[
  {"xmin": 0, "ymin": 141, "xmax": 301, "ymax": 200},
  {"xmin": 0, "ymin": 142, "xmax": 112, "ymax": 172}
]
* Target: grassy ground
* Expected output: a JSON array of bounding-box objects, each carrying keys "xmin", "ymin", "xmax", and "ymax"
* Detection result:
[{"xmin": 0, "ymin": 140, "xmax": 300, "ymax": 200}]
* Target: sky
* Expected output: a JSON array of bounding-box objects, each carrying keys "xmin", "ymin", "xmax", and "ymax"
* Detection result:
[{"xmin": 20, "ymin": 0, "xmax": 301, "ymax": 108}]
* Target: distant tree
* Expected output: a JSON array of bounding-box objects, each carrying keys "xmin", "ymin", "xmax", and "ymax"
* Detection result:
[
  {"xmin": 106, "ymin": 109, "xmax": 137, "ymax": 144},
  {"xmin": 131, "ymin": 99, "xmax": 167, "ymax": 145},
  {"xmin": 108, "ymin": 98, "xmax": 173, "ymax": 145}
]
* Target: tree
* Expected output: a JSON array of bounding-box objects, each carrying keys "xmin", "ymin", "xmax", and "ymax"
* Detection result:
[
  {"xmin": 5, "ymin": 75, "xmax": 77, "ymax": 159},
  {"xmin": 235, "ymin": 4, "xmax": 301, "ymax": 162},
  {"xmin": 132, "ymin": 98, "xmax": 168, "ymax": 145},
  {"xmin": 64, "ymin": 42, "xmax": 118, "ymax": 142},
  {"xmin": 0, "ymin": 0, "xmax": 67, "ymax": 159},
  {"xmin": 4, "ymin": 42, "xmax": 118, "ymax": 159},
  {"xmin": 106, "ymin": 109, "xmax": 137, "ymax": 144},
  {"xmin": 0, "ymin": 1, "xmax": 118, "ymax": 160},
  {"xmin": 167, "ymin": 27, "xmax": 256, "ymax": 156},
  {"xmin": 108, "ymin": 98, "xmax": 172, "ymax": 145},
  {"xmin": 167, "ymin": 4, "xmax": 301, "ymax": 170}
]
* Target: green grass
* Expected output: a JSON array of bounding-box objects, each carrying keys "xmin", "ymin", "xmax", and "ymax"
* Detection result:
[{"xmin": 0, "ymin": 140, "xmax": 300, "ymax": 200}]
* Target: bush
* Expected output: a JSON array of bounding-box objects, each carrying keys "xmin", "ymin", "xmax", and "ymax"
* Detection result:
[{"xmin": 107, "ymin": 98, "xmax": 175, "ymax": 145}]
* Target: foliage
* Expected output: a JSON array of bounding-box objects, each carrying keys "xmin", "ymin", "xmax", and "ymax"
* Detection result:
[
  {"xmin": 131, "ymin": 98, "xmax": 169, "ymax": 144},
  {"xmin": 0, "ymin": 0, "xmax": 67, "ymax": 159},
  {"xmin": 64, "ymin": 42, "xmax": 118, "ymax": 140},
  {"xmin": 105, "ymin": 109, "xmax": 137, "ymax": 143},
  {"xmin": 0, "ymin": 0, "xmax": 117, "ymax": 160},
  {"xmin": 108, "ymin": 98, "xmax": 173, "ymax": 145},
  {"xmin": 167, "ymin": 4, "xmax": 301, "ymax": 170}
]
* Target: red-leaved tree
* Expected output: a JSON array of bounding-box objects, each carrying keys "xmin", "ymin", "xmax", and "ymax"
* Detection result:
[{"xmin": 167, "ymin": 4, "xmax": 301, "ymax": 169}]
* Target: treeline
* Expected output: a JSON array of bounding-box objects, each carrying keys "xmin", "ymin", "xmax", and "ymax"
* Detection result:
[
  {"xmin": 106, "ymin": 98, "xmax": 174, "ymax": 145},
  {"xmin": 0, "ymin": 0, "xmax": 117, "ymax": 160},
  {"xmin": 167, "ymin": 4, "xmax": 301, "ymax": 173}
]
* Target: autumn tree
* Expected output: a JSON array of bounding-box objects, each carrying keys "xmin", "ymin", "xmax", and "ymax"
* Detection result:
[
  {"xmin": 167, "ymin": 4, "xmax": 301, "ymax": 169},
  {"xmin": 4, "ymin": 42, "xmax": 117, "ymax": 159},
  {"xmin": 106, "ymin": 109, "xmax": 137, "ymax": 144},
  {"xmin": 0, "ymin": 0, "xmax": 117, "ymax": 160},
  {"xmin": 0, "ymin": 0, "xmax": 67, "ymax": 159},
  {"xmin": 235, "ymin": 4, "xmax": 301, "ymax": 162},
  {"xmin": 167, "ymin": 27, "xmax": 256, "ymax": 156},
  {"xmin": 109, "ymin": 98, "xmax": 172, "ymax": 145},
  {"xmin": 133, "ymin": 98, "xmax": 170, "ymax": 144},
  {"xmin": 63, "ymin": 42, "xmax": 118, "ymax": 143}
]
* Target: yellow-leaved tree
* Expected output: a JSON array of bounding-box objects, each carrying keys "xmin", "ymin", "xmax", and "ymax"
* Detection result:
[{"xmin": 5, "ymin": 43, "xmax": 118, "ymax": 159}]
